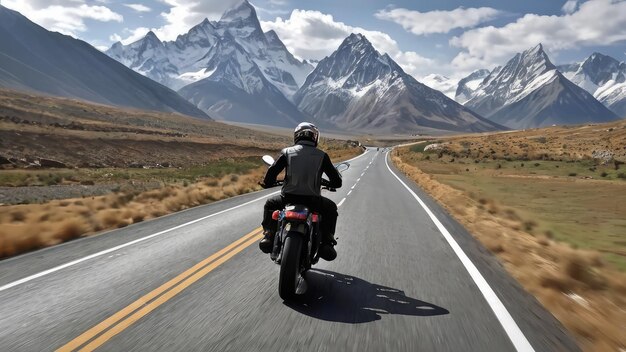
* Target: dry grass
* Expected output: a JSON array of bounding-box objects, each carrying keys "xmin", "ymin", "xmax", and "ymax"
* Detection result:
[
  {"xmin": 0, "ymin": 88, "xmax": 364, "ymax": 171},
  {"xmin": 0, "ymin": 168, "xmax": 264, "ymax": 258},
  {"xmin": 392, "ymin": 153, "xmax": 626, "ymax": 351},
  {"xmin": 434, "ymin": 119, "xmax": 626, "ymax": 163},
  {"xmin": 0, "ymin": 146, "xmax": 362, "ymax": 259}
]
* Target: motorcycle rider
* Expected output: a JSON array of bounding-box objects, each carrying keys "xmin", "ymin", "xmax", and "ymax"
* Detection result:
[{"xmin": 259, "ymin": 122, "xmax": 342, "ymax": 261}]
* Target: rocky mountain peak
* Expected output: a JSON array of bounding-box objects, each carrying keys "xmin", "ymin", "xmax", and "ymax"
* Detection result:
[
  {"xmin": 220, "ymin": 0, "xmax": 256, "ymax": 23},
  {"xmin": 142, "ymin": 30, "xmax": 162, "ymax": 47},
  {"xmin": 305, "ymin": 33, "xmax": 393, "ymax": 88},
  {"xmin": 341, "ymin": 33, "xmax": 376, "ymax": 54},
  {"xmin": 579, "ymin": 52, "xmax": 622, "ymax": 83},
  {"xmin": 518, "ymin": 43, "xmax": 555, "ymax": 72},
  {"xmin": 294, "ymin": 33, "xmax": 502, "ymax": 133}
]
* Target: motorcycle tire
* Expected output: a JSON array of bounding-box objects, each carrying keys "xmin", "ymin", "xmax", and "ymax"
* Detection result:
[{"xmin": 278, "ymin": 233, "xmax": 303, "ymax": 300}]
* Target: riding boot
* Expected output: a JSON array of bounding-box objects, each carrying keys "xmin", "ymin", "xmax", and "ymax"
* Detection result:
[
  {"xmin": 318, "ymin": 234, "xmax": 337, "ymax": 261},
  {"xmin": 259, "ymin": 229, "xmax": 274, "ymax": 254}
]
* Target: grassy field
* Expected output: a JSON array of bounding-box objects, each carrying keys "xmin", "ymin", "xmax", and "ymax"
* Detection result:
[
  {"xmin": 409, "ymin": 156, "xmax": 626, "ymax": 270},
  {"xmin": 0, "ymin": 157, "xmax": 263, "ymax": 188},
  {"xmin": 394, "ymin": 120, "xmax": 626, "ymax": 351}
]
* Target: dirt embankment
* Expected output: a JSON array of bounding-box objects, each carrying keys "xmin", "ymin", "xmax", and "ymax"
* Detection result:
[{"xmin": 392, "ymin": 151, "xmax": 626, "ymax": 351}]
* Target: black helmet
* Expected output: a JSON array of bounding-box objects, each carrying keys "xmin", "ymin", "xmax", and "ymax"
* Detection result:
[{"xmin": 294, "ymin": 122, "xmax": 320, "ymax": 146}]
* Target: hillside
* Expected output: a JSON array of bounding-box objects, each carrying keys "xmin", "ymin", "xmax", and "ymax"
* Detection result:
[
  {"xmin": 0, "ymin": 5, "xmax": 208, "ymax": 119},
  {"xmin": 0, "ymin": 88, "xmax": 289, "ymax": 170}
]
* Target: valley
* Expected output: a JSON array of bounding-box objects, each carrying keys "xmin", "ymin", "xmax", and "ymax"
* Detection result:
[{"xmin": 0, "ymin": 88, "xmax": 362, "ymax": 258}]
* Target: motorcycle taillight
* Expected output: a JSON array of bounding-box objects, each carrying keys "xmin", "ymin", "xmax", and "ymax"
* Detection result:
[
  {"xmin": 284, "ymin": 210, "xmax": 308, "ymax": 220},
  {"xmin": 272, "ymin": 210, "xmax": 280, "ymax": 220},
  {"xmin": 311, "ymin": 214, "xmax": 319, "ymax": 222}
]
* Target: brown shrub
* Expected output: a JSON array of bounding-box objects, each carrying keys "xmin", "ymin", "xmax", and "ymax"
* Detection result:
[
  {"xmin": 11, "ymin": 211, "xmax": 26, "ymax": 222},
  {"xmin": 0, "ymin": 223, "xmax": 44, "ymax": 257},
  {"xmin": 53, "ymin": 218, "xmax": 89, "ymax": 242},
  {"xmin": 564, "ymin": 255, "xmax": 607, "ymax": 290},
  {"xmin": 205, "ymin": 180, "xmax": 219, "ymax": 187},
  {"xmin": 96, "ymin": 209, "xmax": 123, "ymax": 229}
]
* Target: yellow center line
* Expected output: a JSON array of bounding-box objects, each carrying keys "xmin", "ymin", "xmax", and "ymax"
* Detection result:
[{"xmin": 56, "ymin": 227, "xmax": 263, "ymax": 352}]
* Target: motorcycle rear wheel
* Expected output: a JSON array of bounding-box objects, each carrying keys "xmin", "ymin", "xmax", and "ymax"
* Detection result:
[{"xmin": 278, "ymin": 233, "xmax": 303, "ymax": 300}]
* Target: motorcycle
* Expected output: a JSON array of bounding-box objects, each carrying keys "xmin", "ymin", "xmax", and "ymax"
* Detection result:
[{"xmin": 261, "ymin": 155, "xmax": 349, "ymax": 300}]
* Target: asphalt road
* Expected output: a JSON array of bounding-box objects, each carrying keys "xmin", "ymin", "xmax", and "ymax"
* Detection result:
[{"xmin": 0, "ymin": 148, "xmax": 579, "ymax": 352}]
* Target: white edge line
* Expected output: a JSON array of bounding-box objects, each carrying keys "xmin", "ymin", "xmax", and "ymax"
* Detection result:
[
  {"xmin": 342, "ymin": 148, "xmax": 369, "ymax": 163},
  {"xmin": 337, "ymin": 198, "xmax": 346, "ymax": 207},
  {"xmin": 0, "ymin": 148, "xmax": 374, "ymax": 293},
  {"xmin": 384, "ymin": 152, "xmax": 535, "ymax": 352},
  {"xmin": 347, "ymin": 190, "xmax": 352, "ymax": 196}
]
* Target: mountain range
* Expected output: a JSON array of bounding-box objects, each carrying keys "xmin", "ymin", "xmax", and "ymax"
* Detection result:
[
  {"xmin": 107, "ymin": 0, "xmax": 311, "ymax": 127},
  {"xmin": 423, "ymin": 50, "xmax": 626, "ymax": 123},
  {"xmin": 1, "ymin": 0, "xmax": 623, "ymax": 134},
  {"xmin": 455, "ymin": 69, "xmax": 490, "ymax": 104},
  {"xmin": 461, "ymin": 44, "xmax": 619, "ymax": 129},
  {"xmin": 293, "ymin": 34, "xmax": 502, "ymax": 133},
  {"xmin": 558, "ymin": 53, "xmax": 626, "ymax": 117},
  {"xmin": 0, "ymin": 5, "xmax": 209, "ymax": 119}
]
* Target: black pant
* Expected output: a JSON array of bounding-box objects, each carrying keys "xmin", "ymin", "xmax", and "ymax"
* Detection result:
[{"xmin": 262, "ymin": 194, "xmax": 338, "ymax": 243}]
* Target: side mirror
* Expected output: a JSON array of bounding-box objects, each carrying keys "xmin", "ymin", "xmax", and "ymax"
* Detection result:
[
  {"xmin": 336, "ymin": 162, "xmax": 350, "ymax": 173},
  {"xmin": 262, "ymin": 155, "xmax": 275, "ymax": 166}
]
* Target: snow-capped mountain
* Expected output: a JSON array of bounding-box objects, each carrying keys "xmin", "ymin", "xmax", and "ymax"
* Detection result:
[
  {"xmin": 420, "ymin": 74, "xmax": 457, "ymax": 99},
  {"xmin": 559, "ymin": 53, "xmax": 626, "ymax": 117},
  {"xmin": 464, "ymin": 44, "xmax": 618, "ymax": 129},
  {"xmin": 455, "ymin": 69, "xmax": 490, "ymax": 104},
  {"xmin": 107, "ymin": 0, "xmax": 312, "ymax": 98},
  {"xmin": 177, "ymin": 36, "xmax": 305, "ymax": 126},
  {"xmin": 294, "ymin": 34, "xmax": 503, "ymax": 133},
  {"xmin": 0, "ymin": 5, "xmax": 208, "ymax": 119}
]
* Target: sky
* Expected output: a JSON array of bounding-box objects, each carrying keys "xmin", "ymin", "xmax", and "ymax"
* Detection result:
[{"xmin": 3, "ymin": 0, "xmax": 626, "ymax": 81}]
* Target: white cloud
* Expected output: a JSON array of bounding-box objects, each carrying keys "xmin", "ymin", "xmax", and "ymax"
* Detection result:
[
  {"xmin": 123, "ymin": 3, "xmax": 151, "ymax": 13},
  {"xmin": 268, "ymin": 0, "xmax": 288, "ymax": 5},
  {"xmin": 109, "ymin": 33, "xmax": 122, "ymax": 42},
  {"xmin": 450, "ymin": 0, "xmax": 626, "ymax": 71},
  {"xmin": 112, "ymin": 0, "xmax": 262, "ymax": 45},
  {"xmin": 375, "ymin": 6, "xmax": 502, "ymax": 35},
  {"xmin": 561, "ymin": 0, "xmax": 578, "ymax": 14},
  {"xmin": 254, "ymin": 4, "xmax": 290, "ymax": 17},
  {"xmin": 107, "ymin": 0, "xmax": 242, "ymax": 44},
  {"xmin": 152, "ymin": 0, "xmax": 242, "ymax": 41},
  {"xmin": 2, "ymin": 0, "xmax": 123, "ymax": 37},
  {"xmin": 113, "ymin": 27, "xmax": 151, "ymax": 45},
  {"xmin": 108, "ymin": 0, "xmax": 242, "ymax": 44},
  {"xmin": 261, "ymin": 9, "xmax": 437, "ymax": 77}
]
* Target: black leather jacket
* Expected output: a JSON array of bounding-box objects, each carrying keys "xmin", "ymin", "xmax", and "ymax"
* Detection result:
[{"xmin": 263, "ymin": 140, "xmax": 342, "ymax": 197}]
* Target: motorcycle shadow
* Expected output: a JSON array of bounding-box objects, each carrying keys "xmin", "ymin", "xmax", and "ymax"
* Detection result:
[{"xmin": 285, "ymin": 269, "xmax": 449, "ymax": 324}]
